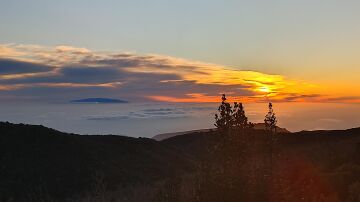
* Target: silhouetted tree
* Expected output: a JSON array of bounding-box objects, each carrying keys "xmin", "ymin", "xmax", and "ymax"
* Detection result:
[
  {"xmin": 264, "ymin": 102, "xmax": 278, "ymax": 191},
  {"xmin": 264, "ymin": 103, "xmax": 277, "ymax": 134},
  {"xmin": 215, "ymin": 94, "xmax": 233, "ymax": 131},
  {"xmin": 233, "ymin": 102, "xmax": 248, "ymax": 130}
]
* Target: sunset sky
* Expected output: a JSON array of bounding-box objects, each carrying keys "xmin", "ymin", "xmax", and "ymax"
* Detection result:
[{"xmin": 1, "ymin": 0, "xmax": 360, "ymax": 103}]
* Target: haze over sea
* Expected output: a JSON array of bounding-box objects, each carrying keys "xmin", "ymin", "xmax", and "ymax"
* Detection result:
[{"xmin": 1, "ymin": 101, "xmax": 359, "ymax": 137}]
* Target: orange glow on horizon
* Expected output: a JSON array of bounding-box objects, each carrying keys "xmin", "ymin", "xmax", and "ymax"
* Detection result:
[
  {"xmin": 149, "ymin": 94, "xmax": 273, "ymax": 103},
  {"xmin": 149, "ymin": 94, "xmax": 360, "ymax": 103}
]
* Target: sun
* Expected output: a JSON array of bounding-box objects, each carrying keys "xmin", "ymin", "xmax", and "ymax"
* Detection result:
[{"xmin": 258, "ymin": 86, "xmax": 271, "ymax": 93}]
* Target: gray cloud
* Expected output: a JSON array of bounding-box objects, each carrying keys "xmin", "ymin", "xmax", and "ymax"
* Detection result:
[
  {"xmin": 0, "ymin": 57, "xmax": 252, "ymax": 102},
  {"xmin": 0, "ymin": 59, "xmax": 53, "ymax": 74}
]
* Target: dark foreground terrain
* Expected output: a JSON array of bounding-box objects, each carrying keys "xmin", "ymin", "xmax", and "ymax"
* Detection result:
[{"xmin": 1, "ymin": 122, "xmax": 360, "ymax": 201}]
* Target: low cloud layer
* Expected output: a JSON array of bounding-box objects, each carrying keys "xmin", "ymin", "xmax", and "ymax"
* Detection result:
[
  {"xmin": 0, "ymin": 43, "xmax": 351, "ymax": 103},
  {"xmin": 86, "ymin": 108, "xmax": 188, "ymax": 121}
]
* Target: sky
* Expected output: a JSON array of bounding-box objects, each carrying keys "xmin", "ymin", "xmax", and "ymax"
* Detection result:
[{"xmin": 0, "ymin": 0, "xmax": 360, "ymax": 103}]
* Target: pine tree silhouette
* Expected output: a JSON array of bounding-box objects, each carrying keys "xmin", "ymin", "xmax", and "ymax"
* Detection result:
[
  {"xmin": 233, "ymin": 102, "xmax": 248, "ymax": 130},
  {"xmin": 264, "ymin": 103, "xmax": 277, "ymax": 133},
  {"xmin": 215, "ymin": 94, "xmax": 233, "ymax": 131}
]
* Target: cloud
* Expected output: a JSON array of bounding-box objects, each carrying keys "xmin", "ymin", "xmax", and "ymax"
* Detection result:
[
  {"xmin": 323, "ymin": 96, "xmax": 360, "ymax": 103},
  {"xmin": 0, "ymin": 59, "xmax": 53, "ymax": 74},
  {"xmin": 0, "ymin": 43, "xmax": 339, "ymax": 103},
  {"xmin": 0, "ymin": 45, "xmax": 25, "ymax": 58},
  {"xmin": 85, "ymin": 108, "xmax": 188, "ymax": 120}
]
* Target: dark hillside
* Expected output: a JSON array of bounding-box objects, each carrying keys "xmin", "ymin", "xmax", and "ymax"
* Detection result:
[
  {"xmin": 161, "ymin": 128, "xmax": 360, "ymax": 201},
  {"xmin": 1, "ymin": 121, "xmax": 360, "ymax": 201},
  {"xmin": 0, "ymin": 122, "xmax": 193, "ymax": 201}
]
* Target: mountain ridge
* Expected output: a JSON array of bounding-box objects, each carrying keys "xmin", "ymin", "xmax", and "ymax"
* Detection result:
[{"xmin": 152, "ymin": 123, "xmax": 290, "ymax": 141}]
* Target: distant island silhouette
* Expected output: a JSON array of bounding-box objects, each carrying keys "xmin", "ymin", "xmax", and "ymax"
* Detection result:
[{"xmin": 70, "ymin": 98, "xmax": 129, "ymax": 104}]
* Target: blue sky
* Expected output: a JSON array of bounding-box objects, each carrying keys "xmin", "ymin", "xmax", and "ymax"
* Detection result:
[{"xmin": 1, "ymin": 0, "xmax": 360, "ymax": 75}]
